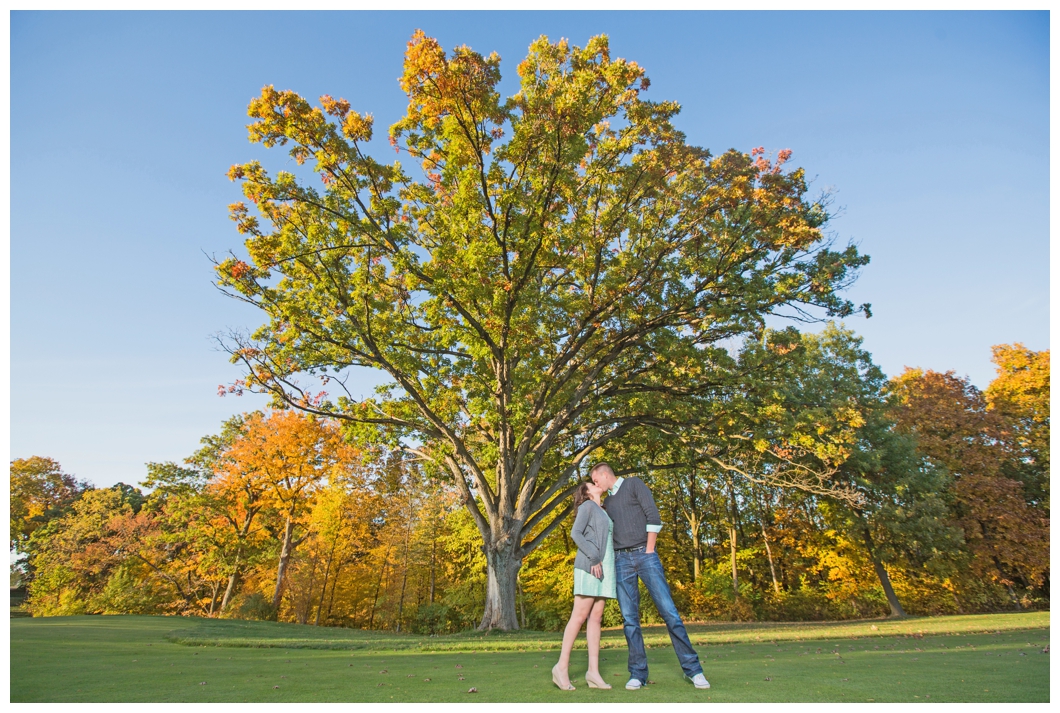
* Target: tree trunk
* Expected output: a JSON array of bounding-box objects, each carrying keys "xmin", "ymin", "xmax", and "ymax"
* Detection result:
[
  {"xmin": 272, "ymin": 515, "xmax": 300, "ymax": 612},
  {"xmin": 315, "ymin": 537, "xmax": 338, "ymax": 626},
  {"xmin": 207, "ymin": 579, "xmax": 221, "ymax": 616},
  {"xmin": 729, "ymin": 524, "xmax": 739, "ymax": 598},
  {"xmin": 1005, "ymin": 582, "xmax": 1022, "ymax": 610},
  {"xmin": 478, "ymin": 540, "xmax": 522, "ymax": 630},
  {"xmin": 396, "ymin": 515, "xmax": 414, "ymax": 633},
  {"xmin": 325, "ymin": 564, "xmax": 342, "ymax": 622},
  {"xmin": 692, "ymin": 523, "xmax": 702, "ymax": 583},
  {"xmin": 396, "ymin": 567, "xmax": 409, "ymax": 633},
  {"xmin": 219, "ymin": 509, "xmax": 257, "ymax": 615},
  {"xmin": 219, "ymin": 558, "xmax": 241, "ymax": 614},
  {"xmin": 761, "ymin": 523, "xmax": 780, "ymax": 594},
  {"xmin": 299, "ymin": 558, "xmax": 318, "ymax": 625},
  {"xmin": 860, "ymin": 520, "xmax": 906, "ymax": 618},
  {"xmin": 727, "ymin": 476, "xmax": 739, "ymax": 599},
  {"xmin": 517, "ymin": 575, "xmax": 527, "ymax": 629},
  {"xmin": 753, "ymin": 487, "xmax": 780, "ymax": 594},
  {"xmin": 429, "ymin": 535, "xmax": 437, "ymax": 605},
  {"xmin": 368, "ymin": 545, "xmax": 391, "ymax": 630}
]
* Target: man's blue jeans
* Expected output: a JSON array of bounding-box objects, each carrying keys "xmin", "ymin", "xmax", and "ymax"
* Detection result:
[{"xmin": 614, "ymin": 545, "xmax": 703, "ymax": 681}]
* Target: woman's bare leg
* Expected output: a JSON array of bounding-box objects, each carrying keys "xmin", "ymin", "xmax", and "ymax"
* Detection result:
[
  {"xmin": 556, "ymin": 595, "xmax": 594, "ymax": 684},
  {"xmin": 586, "ymin": 597, "xmax": 607, "ymax": 678}
]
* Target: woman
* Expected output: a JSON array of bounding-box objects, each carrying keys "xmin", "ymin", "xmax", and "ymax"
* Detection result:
[{"xmin": 552, "ymin": 480, "xmax": 616, "ymax": 691}]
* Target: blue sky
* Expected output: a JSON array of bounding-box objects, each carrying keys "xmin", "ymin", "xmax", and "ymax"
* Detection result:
[{"xmin": 10, "ymin": 11, "xmax": 1049, "ymax": 488}]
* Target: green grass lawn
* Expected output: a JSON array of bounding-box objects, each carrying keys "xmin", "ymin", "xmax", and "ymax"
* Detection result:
[{"xmin": 11, "ymin": 611, "xmax": 1049, "ymax": 702}]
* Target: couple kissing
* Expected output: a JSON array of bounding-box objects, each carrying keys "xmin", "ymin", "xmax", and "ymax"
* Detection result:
[{"xmin": 552, "ymin": 462, "xmax": 710, "ymax": 692}]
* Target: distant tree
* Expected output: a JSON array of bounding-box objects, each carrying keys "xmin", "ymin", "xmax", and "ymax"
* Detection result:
[
  {"xmin": 649, "ymin": 325, "xmax": 961, "ymax": 618},
  {"xmin": 24, "ymin": 484, "xmax": 146, "ymax": 615},
  {"xmin": 890, "ymin": 368, "xmax": 1049, "ymax": 602},
  {"xmin": 140, "ymin": 459, "xmax": 256, "ymax": 617},
  {"xmin": 985, "ymin": 343, "xmax": 1049, "ymax": 508},
  {"xmin": 214, "ymin": 411, "xmax": 354, "ymax": 613},
  {"xmin": 216, "ymin": 32, "xmax": 868, "ymax": 629},
  {"xmin": 10, "ymin": 456, "xmax": 89, "ymax": 555},
  {"xmin": 787, "ymin": 328, "xmax": 961, "ymax": 619}
]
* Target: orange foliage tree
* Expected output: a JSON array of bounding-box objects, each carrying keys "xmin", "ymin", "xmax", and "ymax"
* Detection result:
[
  {"xmin": 889, "ymin": 368, "xmax": 1049, "ymax": 604},
  {"xmin": 985, "ymin": 343, "xmax": 1049, "ymax": 508},
  {"xmin": 213, "ymin": 410, "xmax": 360, "ymax": 613}
]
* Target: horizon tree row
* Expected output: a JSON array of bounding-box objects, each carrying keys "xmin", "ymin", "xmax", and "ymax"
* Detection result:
[{"xmin": 11, "ymin": 336, "xmax": 1048, "ymax": 628}]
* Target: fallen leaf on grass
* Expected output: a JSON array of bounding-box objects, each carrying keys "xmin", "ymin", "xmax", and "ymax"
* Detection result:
[
  {"xmin": 468, "ymin": 687, "xmax": 478, "ymax": 693},
  {"xmin": 764, "ymin": 677, "xmax": 772, "ymax": 681},
  {"xmin": 273, "ymin": 686, "xmax": 280, "ymax": 689},
  {"xmin": 455, "ymin": 664, "xmax": 463, "ymax": 669},
  {"xmin": 424, "ymin": 678, "xmax": 431, "ymax": 682},
  {"xmin": 200, "ymin": 682, "xmax": 207, "ymax": 686}
]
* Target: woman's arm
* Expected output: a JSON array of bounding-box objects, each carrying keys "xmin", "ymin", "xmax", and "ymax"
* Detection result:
[{"xmin": 570, "ymin": 504, "xmax": 603, "ymax": 565}]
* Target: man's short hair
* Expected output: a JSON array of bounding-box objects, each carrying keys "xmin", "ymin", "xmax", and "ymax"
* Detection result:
[{"xmin": 589, "ymin": 462, "xmax": 614, "ymax": 478}]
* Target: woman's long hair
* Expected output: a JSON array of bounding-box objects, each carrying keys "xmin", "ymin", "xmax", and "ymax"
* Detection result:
[{"xmin": 573, "ymin": 482, "xmax": 592, "ymax": 508}]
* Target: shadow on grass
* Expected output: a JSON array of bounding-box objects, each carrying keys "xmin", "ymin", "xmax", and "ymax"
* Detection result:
[{"xmin": 165, "ymin": 610, "xmax": 1050, "ymax": 653}]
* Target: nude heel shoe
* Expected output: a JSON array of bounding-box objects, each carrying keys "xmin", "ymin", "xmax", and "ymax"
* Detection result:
[
  {"xmin": 552, "ymin": 664, "xmax": 575, "ymax": 690},
  {"xmin": 585, "ymin": 671, "xmax": 612, "ymax": 689}
]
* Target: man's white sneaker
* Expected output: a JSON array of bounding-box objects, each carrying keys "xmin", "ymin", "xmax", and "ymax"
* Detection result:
[
  {"xmin": 625, "ymin": 678, "xmax": 643, "ymax": 690},
  {"xmin": 686, "ymin": 673, "xmax": 710, "ymax": 689}
]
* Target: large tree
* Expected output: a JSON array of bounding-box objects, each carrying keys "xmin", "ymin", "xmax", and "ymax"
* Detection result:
[{"xmin": 216, "ymin": 32, "xmax": 868, "ymax": 629}]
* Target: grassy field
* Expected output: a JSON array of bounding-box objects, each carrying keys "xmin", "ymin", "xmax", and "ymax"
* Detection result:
[{"xmin": 11, "ymin": 611, "xmax": 1049, "ymax": 702}]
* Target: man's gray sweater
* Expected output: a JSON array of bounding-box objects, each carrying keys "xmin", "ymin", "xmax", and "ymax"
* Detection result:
[{"xmin": 601, "ymin": 476, "xmax": 662, "ymax": 550}]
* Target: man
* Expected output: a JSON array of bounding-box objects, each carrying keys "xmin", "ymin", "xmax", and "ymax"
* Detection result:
[{"xmin": 591, "ymin": 461, "xmax": 710, "ymax": 691}]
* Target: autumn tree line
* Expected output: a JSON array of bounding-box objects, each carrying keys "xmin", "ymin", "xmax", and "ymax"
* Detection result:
[
  {"xmin": 11, "ymin": 336, "xmax": 1048, "ymax": 631},
  {"xmin": 11, "ymin": 33, "xmax": 1048, "ymax": 631}
]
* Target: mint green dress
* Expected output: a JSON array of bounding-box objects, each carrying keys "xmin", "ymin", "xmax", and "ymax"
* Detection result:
[{"xmin": 573, "ymin": 520, "xmax": 617, "ymax": 599}]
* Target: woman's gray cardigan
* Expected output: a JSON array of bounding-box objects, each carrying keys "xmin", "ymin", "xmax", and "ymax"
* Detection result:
[{"xmin": 571, "ymin": 500, "xmax": 612, "ymax": 574}]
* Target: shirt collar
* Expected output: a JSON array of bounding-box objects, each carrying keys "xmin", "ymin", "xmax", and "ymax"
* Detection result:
[{"xmin": 608, "ymin": 477, "xmax": 624, "ymax": 496}]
